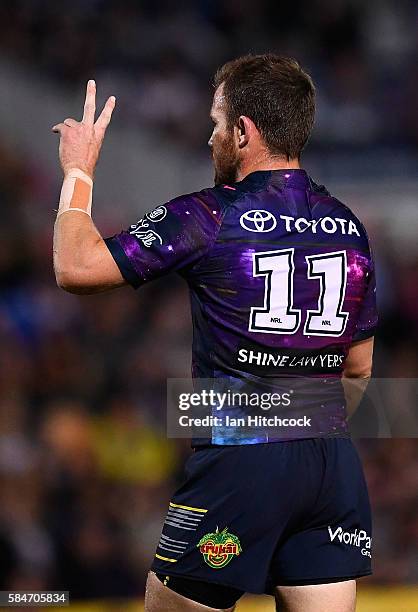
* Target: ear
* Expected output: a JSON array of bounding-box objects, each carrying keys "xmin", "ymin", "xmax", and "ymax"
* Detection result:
[{"xmin": 237, "ymin": 115, "xmax": 254, "ymax": 149}]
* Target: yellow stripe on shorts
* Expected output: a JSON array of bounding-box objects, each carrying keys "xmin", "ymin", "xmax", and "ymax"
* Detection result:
[
  {"xmin": 155, "ymin": 554, "xmax": 178, "ymax": 563},
  {"xmin": 169, "ymin": 502, "xmax": 207, "ymax": 513}
]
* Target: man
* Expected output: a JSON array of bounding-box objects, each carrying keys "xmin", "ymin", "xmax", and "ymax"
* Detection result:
[{"xmin": 53, "ymin": 54, "xmax": 377, "ymax": 611}]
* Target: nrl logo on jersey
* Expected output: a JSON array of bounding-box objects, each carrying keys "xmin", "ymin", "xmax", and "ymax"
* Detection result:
[
  {"xmin": 197, "ymin": 527, "xmax": 242, "ymax": 569},
  {"xmin": 146, "ymin": 205, "xmax": 167, "ymax": 223}
]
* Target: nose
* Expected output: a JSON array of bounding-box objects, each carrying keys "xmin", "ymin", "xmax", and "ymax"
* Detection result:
[{"xmin": 208, "ymin": 128, "xmax": 214, "ymax": 148}]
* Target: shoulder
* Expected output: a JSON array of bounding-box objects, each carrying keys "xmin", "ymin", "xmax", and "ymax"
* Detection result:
[
  {"xmin": 165, "ymin": 182, "xmax": 250, "ymax": 222},
  {"xmin": 310, "ymin": 182, "xmax": 371, "ymax": 246}
]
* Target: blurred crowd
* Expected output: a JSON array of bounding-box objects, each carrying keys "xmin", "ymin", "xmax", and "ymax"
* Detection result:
[
  {"xmin": 0, "ymin": 0, "xmax": 417, "ymax": 601},
  {"xmin": 1, "ymin": 0, "xmax": 418, "ymax": 152}
]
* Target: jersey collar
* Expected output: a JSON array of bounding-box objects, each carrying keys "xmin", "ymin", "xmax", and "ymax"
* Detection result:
[{"xmin": 238, "ymin": 169, "xmax": 310, "ymax": 191}]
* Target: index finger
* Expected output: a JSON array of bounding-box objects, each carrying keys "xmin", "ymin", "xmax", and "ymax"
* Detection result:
[{"xmin": 82, "ymin": 79, "xmax": 96, "ymax": 124}]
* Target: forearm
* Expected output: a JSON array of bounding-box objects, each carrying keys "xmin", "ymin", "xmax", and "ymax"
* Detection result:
[
  {"xmin": 53, "ymin": 210, "xmax": 107, "ymax": 293},
  {"xmin": 341, "ymin": 337, "xmax": 374, "ymax": 419},
  {"xmin": 342, "ymin": 374, "xmax": 370, "ymax": 419},
  {"xmin": 53, "ymin": 170, "xmax": 125, "ymax": 294}
]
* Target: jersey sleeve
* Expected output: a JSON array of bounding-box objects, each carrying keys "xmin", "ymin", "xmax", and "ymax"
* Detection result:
[
  {"xmin": 352, "ymin": 251, "xmax": 378, "ymax": 342},
  {"xmin": 104, "ymin": 191, "xmax": 222, "ymax": 288}
]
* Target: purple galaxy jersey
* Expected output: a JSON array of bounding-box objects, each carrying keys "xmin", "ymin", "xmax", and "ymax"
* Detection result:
[{"xmin": 105, "ymin": 170, "xmax": 377, "ymax": 444}]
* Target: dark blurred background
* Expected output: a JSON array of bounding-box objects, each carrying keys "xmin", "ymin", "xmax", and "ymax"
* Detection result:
[{"xmin": 0, "ymin": 0, "xmax": 417, "ymax": 605}]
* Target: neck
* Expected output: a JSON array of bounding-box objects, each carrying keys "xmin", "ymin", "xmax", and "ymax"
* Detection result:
[{"xmin": 236, "ymin": 152, "xmax": 301, "ymax": 182}]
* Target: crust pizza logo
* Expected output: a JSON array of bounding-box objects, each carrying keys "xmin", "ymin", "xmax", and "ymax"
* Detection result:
[{"xmin": 197, "ymin": 527, "xmax": 242, "ymax": 569}]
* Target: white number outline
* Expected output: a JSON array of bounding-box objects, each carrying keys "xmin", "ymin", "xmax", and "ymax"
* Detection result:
[
  {"xmin": 249, "ymin": 248, "xmax": 301, "ymax": 335},
  {"xmin": 304, "ymin": 251, "xmax": 349, "ymax": 337}
]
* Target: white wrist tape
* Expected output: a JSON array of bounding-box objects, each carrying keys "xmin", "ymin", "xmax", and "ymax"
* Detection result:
[{"xmin": 57, "ymin": 168, "xmax": 93, "ymax": 218}]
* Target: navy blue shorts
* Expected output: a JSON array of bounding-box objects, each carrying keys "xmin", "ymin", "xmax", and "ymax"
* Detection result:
[{"xmin": 152, "ymin": 438, "xmax": 372, "ymax": 595}]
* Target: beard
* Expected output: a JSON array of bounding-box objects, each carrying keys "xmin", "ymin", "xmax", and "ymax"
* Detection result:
[{"xmin": 212, "ymin": 133, "xmax": 241, "ymax": 185}]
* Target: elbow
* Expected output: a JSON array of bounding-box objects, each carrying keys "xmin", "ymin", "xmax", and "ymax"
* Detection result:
[
  {"xmin": 343, "ymin": 366, "xmax": 372, "ymax": 380},
  {"xmin": 55, "ymin": 267, "xmax": 94, "ymax": 295}
]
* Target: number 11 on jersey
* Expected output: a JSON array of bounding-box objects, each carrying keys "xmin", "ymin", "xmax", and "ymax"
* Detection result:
[{"xmin": 249, "ymin": 248, "xmax": 349, "ymax": 337}]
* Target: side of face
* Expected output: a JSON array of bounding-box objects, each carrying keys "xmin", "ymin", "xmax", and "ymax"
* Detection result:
[{"xmin": 208, "ymin": 84, "xmax": 241, "ymax": 185}]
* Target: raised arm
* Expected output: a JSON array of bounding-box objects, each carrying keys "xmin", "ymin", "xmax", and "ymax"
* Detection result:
[{"xmin": 52, "ymin": 80, "xmax": 126, "ymax": 294}]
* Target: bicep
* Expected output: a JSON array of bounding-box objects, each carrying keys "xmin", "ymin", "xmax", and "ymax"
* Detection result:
[{"xmin": 343, "ymin": 336, "xmax": 374, "ymax": 378}]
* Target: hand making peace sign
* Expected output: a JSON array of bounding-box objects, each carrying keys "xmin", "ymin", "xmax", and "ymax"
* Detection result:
[{"xmin": 52, "ymin": 80, "xmax": 116, "ymax": 179}]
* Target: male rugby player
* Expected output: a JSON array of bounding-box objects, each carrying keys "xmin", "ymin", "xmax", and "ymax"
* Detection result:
[{"xmin": 53, "ymin": 55, "xmax": 377, "ymax": 611}]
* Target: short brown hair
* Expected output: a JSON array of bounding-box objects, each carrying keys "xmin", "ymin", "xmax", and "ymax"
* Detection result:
[{"xmin": 214, "ymin": 54, "xmax": 315, "ymax": 160}]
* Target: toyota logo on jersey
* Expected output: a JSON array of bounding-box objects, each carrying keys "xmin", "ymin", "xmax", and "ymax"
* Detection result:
[{"xmin": 240, "ymin": 209, "xmax": 277, "ymax": 233}]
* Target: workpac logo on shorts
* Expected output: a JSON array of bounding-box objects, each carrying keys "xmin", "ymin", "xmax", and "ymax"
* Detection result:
[
  {"xmin": 328, "ymin": 525, "xmax": 372, "ymax": 557},
  {"xmin": 197, "ymin": 527, "xmax": 242, "ymax": 569}
]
